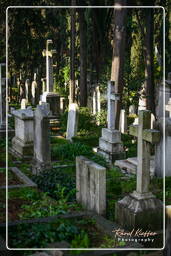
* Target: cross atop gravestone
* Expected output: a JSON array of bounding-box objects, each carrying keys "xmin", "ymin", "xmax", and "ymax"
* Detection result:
[
  {"xmin": 129, "ymin": 110, "xmax": 160, "ymax": 199},
  {"xmin": 166, "ymin": 98, "xmax": 171, "ymax": 118},
  {"xmin": 107, "ymin": 81, "xmax": 120, "ymax": 130},
  {"xmin": 42, "ymin": 39, "xmax": 56, "ymax": 92}
]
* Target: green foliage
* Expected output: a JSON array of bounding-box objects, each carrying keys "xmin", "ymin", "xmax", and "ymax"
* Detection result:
[
  {"xmin": 94, "ymin": 110, "xmax": 107, "ymax": 126},
  {"xmin": 8, "ymin": 220, "xmax": 80, "ymax": 248},
  {"xmin": 72, "ymin": 135, "xmax": 99, "ymax": 147},
  {"xmin": 71, "ymin": 231, "xmax": 90, "ymax": 253},
  {"xmin": 52, "ymin": 142, "xmax": 92, "ymax": 161},
  {"xmin": 32, "ymin": 168, "xmax": 76, "ymax": 201}
]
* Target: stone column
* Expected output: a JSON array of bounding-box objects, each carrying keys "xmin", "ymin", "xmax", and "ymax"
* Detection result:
[{"xmin": 32, "ymin": 103, "xmax": 51, "ymax": 174}]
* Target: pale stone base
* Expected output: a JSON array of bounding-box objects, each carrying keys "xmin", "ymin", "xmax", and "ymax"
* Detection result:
[
  {"xmin": 32, "ymin": 159, "xmax": 51, "ymax": 175},
  {"xmin": 98, "ymin": 148, "xmax": 126, "ymax": 163},
  {"xmin": 11, "ymin": 136, "xmax": 33, "ymax": 159},
  {"xmin": 98, "ymin": 128, "xmax": 125, "ymax": 164},
  {"xmin": 115, "ymin": 193, "xmax": 163, "ymax": 231}
]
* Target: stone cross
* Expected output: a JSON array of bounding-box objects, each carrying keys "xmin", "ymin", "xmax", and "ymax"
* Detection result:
[
  {"xmin": 0, "ymin": 63, "xmax": 6, "ymax": 129},
  {"xmin": 42, "ymin": 39, "xmax": 56, "ymax": 92},
  {"xmin": 107, "ymin": 81, "xmax": 120, "ymax": 130},
  {"xmin": 166, "ymin": 98, "xmax": 171, "ymax": 118},
  {"xmin": 129, "ymin": 110, "xmax": 160, "ymax": 198}
]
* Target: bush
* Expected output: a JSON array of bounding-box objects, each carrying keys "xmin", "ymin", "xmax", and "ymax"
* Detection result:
[
  {"xmin": 32, "ymin": 168, "xmax": 76, "ymax": 201},
  {"xmin": 52, "ymin": 142, "xmax": 92, "ymax": 161}
]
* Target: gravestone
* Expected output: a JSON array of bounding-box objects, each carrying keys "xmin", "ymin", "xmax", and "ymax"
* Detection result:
[
  {"xmin": 0, "ymin": 63, "xmax": 6, "ymax": 135},
  {"xmin": 25, "ymin": 79, "xmax": 31, "ymax": 103},
  {"xmin": 41, "ymin": 39, "xmax": 60, "ymax": 117},
  {"xmin": 129, "ymin": 105, "xmax": 136, "ymax": 115},
  {"xmin": 115, "ymin": 110, "xmax": 163, "ymax": 231},
  {"xmin": 138, "ymin": 86, "xmax": 146, "ymax": 111},
  {"xmin": 119, "ymin": 109, "xmax": 127, "ymax": 133},
  {"xmin": 98, "ymin": 81, "xmax": 125, "ymax": 163},
  {"xmin": 41, "ymin": 78, "xmax": 46, "ymax": 94},
  {"xmin": 60, "ymin": 97, "xmax": 67, "ymax": 114},
  {"xmin": 31, "ymin": 73, "xmax": 37, "ymax": 105},
  {"xmin": 66, "ymin": 103, "xmax": 79, "ymax": 141},
  {"xmin": 32, "ymin": 103, "xmax": 51, "ymax": 174},
  {"xmin": 76, "ymin": 156, "xmax": 106, "ymax": 215},
  {"xmin": 21, "ymin": 98, "xmax": 27, "ymax": 109},
  {"xmin": 155, "ymin": 73, "xmax": 171, "ymax": 177},
  {"xmin": 92, "ymin": 85, "xmax": 101, "ymax": 115},
  {"xmin": 11, "ymin": 107, "xmax": 34, "ymax": 158}
]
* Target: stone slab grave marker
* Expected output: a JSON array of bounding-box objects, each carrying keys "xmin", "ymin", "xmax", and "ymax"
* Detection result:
[
  {"xmin": 119, "ymin": 109, "xmax": 127, "ymax": 133},
  {"xmin": 25, "ymin": 79, "xmax": 31, "ymax": 103},
  {"xmin": 66, "ymin": 103, "xmax": 79, "ymax": 141},
  {"xmin": 76, "ymin": 156, "xmax": 106, "ymax": 215},
  {"xmin": 31, "ymin": 73, "xmax": 37, "ymax": 105},
  {"xmin": 0, "ymin": 63, "xmax": 6, "ymax": 133},
  {"xmin": 115, "ymin": 110, "xmax": 163, "ymax": 231},
  {"xmin": 11, "ymin": 107, "xmax": 34, "ymax": 158},
  {"xmin": 42, "ymin": 39, "xmax": 60, "ymax": 117},
  {"xmin": 98, "ymin": 81, "xmax": 125, "ymax": 163},
  {"xmin": 32, "ymin": 103, "xmax": 51, "ymax": 174},
  {"xmin": 92, "ymin": 85, "xmax": 101, "ymax": 115},
  {"xmin": 21, "ymin": 98, "xmax": 27, "ymax": 109}
]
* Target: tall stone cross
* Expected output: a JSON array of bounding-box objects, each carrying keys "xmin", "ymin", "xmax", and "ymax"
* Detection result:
[
  {"xmin": 166, "ymin": 98, "xmax": 171, "ymax": 117},
  {"xmin": 0, "ymin": 63, "xmax": 6, "ymax": 129},
  {"xmin": 42, "ymin": 39, "xmax": 56, "ymax": 92},
  {"xmin": 129, "ymin": 110, "xmax": 160, "ymax": 199},
  {"xmin": 107, "ymin": 81, "xmax": 120, "ymax": 130}
]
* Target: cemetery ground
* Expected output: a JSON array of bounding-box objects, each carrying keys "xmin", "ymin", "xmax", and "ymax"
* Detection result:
[{"xmin": 0, "ymin": 108, "xmax": 170, "ymax": 254}]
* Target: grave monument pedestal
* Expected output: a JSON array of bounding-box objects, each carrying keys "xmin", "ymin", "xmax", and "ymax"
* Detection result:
[
  {"xmin": 11, "ymin": 107, "xmax": 34, "ymax": 158},
  {"xmin": 115, "ymin": 110, "xmax": 163, "ymax": 231},
  {"xmin": 98, "ymin": 81, "xmax": 125, "ymax": 163},
  {"xmin": 98, "ymin": 128, "xmax": 125, "ymax": 162}
]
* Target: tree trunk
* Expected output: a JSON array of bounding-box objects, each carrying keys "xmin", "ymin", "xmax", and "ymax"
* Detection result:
[
  {"xmin": 144, "ymin": 8, "xmax": 155, "ymax": 116},
  {"xmin": 69, "ymin": 0, "xmax": 76, "ymax": 104},
  {"xmin": 111, "ymin": 0, "xmax": 127, "ymax": 129},
  {"xmin": 78, "ymin": 8, "xmax": 87, "ymax": 107}
]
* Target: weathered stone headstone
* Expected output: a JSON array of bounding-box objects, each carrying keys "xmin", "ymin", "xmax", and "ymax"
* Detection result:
[
  {"xmin": 25, "ymin": 79, "xmax": 31, "ymax": 103},
  {"xmin": 129, "ymin": 104, "xmax": 136, "ymax": 115},
  {"xmin": 32, "ymin": 103, "xmax": 51, "ymax": 174},
  {"xmin": 98, "ymin": 81, "xmax": 125, "ymax": 163},
  {"xmin": 115, "ymin": 110, "xmax": 163, "ymax": 231},
  {"xmin": 21, "ymin": 98, "xmax": 27, "ymax": 109},
  {"xmin": 41, "ymin": 78, "xmax": 46, "ymax": 94},
  {"xmin": 11, "ymin": 107, "xmax": 34, "ymax": 158},
  {"xmin": 76, "ymin": 156, "xmax": 106, "ymax": 215},
  {"xmin": 92, "ymin": 85, "xmax": 101, "ymax": 115},
  {"xmin": 66, "ymin": 103, "xmax": 78, "ymax": 141},
  {"xmin": 0, "ymin": 63, "xmax": 6, "ymax": 133},
  {"xmin": 119, "ymin": 109, "xmax": 127, "ymax": 133},
  {"xmin": 31, "ymin": 73, "xmax": 37, "ymax": 105},
  {"xmin": 41, "ymin": 39, "xmax": 60, "ymax": 117},
  {"xmin": 60, "ymin": 97, "xmax": 67, "ymax": 114}
]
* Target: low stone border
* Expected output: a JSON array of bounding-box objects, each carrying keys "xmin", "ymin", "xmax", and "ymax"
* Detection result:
[
  {"xmin": 0, "ymin": 167, "xmax": 37, "ymax": 189},
  {"xmin": 1, "ymin": 211, "xmax": 142, "ymax": 249}
]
